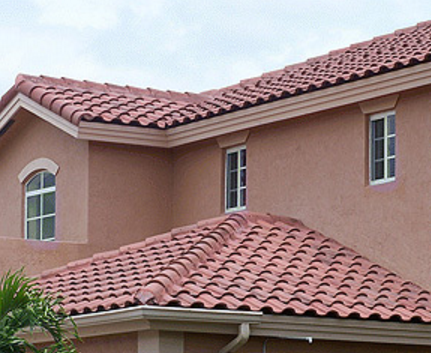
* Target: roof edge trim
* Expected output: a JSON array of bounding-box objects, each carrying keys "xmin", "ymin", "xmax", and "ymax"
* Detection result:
[
  {"xmin": 78, "ymin": 121, "xmax": 167, "ymax": 148},
  {"xmin": 6, "ymin": 61, "xmax": 431, "ymax": 148},
  {"xmin": 0, "ymin": 93, "xmax": 79, "ymax": 138},
  {"xmin": 165, "ymin": 61, "xmax": 431, "ymax": 147},
  {"xmin": 25, "ymin": 305, "xmax": 431, "ymax": 346},
  {"xmin": 77, "ymin": 61, "xmax": 431, "ymax": 148}
]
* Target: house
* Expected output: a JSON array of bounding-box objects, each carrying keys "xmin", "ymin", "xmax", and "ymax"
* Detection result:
[{"xmin": 2, "ymin": 20, "xmax": 431, "ymax": 352}]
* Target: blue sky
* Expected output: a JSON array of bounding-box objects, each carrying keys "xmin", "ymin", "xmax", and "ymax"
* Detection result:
[{"xmin": 1, "ymin": 1, "xmax": 431, "ymax": 95}]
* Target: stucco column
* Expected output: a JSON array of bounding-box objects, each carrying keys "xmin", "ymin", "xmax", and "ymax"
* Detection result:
[{"xmin": 138, "ymin": 330, "xmax": 184, "ymax": 353}]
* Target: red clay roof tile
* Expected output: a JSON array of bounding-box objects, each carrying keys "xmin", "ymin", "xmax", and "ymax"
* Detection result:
[
  {"xmin": 38, "ymin": 212, "xmax": 431, "ymax": 322},
  {"xmin": 2, "ymin": 21, "xmax": 431, "ymax": 129}
]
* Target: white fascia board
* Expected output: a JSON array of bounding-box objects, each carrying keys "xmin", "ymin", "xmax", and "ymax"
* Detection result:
[
  {"xmin": 256, "ymin": 315, "xmax": 431, "ymax": 346},
  {"xmin": 24, "ymin": 305, "xmax": 431, "ymax": 347},
  {"xmin": 74, "ymin": 305, "xmax": 262, "ymax": 327},
  {"xmin": 149, "ymin": 309, "xmax": 431, "ymax": 346},
  {"xmin": 78, "ymin": 121, "xmax": 168, "ymax": 148},
  {"xmin": 25, "ymin": 306, "xmax": 261, "ymax": 343},
  {"xmin": 0, "ymin": 93, "xmax": 78, "ymax": 138}
]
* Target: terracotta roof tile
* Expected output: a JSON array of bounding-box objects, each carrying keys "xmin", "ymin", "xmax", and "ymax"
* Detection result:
[
  {"xmin": 38, "ymin": 212, "xmax": 431, "ymax": 323},
  {"xmin": 2, "ymin": 21, "xmax": 431, "ymax": 129}
]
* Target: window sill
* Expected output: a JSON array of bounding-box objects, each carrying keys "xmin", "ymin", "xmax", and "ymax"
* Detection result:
[
  {"xmin": 225, "ymin": 206, "xmax": 246, "ymax": 214},
  {"xmin": 369, "ymin": 177, "xmax": 396, "ymax": 186}
]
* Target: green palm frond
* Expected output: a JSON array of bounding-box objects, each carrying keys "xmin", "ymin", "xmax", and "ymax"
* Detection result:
[{"xmin": 0, "ymin": 269, "xmax": 79, "ymax": 353}]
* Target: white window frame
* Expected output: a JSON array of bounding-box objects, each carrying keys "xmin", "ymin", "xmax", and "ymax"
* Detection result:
[
  {"xmin": 369, "ymin": 111, "xmax": 396, "ymax": 185},
  {"xmin": 25, "ymin": 171, "xmax": 56, "ymax": 241},
  {"xmin": 225, "ymin": 145, "xmax": 246, "ymax": 213}
]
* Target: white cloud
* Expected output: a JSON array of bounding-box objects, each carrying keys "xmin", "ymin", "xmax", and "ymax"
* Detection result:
[
  {"xmin": 32, "ymin": 0, "xmax": 165, "ymax": 30},
  {"xmin": 34, "ymin": 0, "xmax": 122, "ymax": 30},
  {"xmin": 2, "ymin": 0, "xmax": 431, "ymax": 97}
]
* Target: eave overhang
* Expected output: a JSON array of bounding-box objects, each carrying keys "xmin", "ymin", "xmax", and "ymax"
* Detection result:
[
  {"xmin": 3, "ymin": 61, "xmax": 431, "ymax": 148},
  {"xmin": 24, "ymin": 305, "xmax": 431, "ymax": 346}
]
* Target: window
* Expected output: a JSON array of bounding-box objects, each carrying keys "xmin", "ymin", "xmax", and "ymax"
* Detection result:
[
  {"xmin": 370, "ymin": 111, "xmax": 396, "ymax": 184},
  {"xmin": 226, "ymin": 146, "xmax": 246, "ymax": 212},
  {"xmin": 25, "ymin": 171, "xmax": 56, "ymax": 241}
]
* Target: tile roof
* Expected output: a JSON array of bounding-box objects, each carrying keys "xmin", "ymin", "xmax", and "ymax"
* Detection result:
[
  {"xmin": 4, "ymin": 21, "xmax": 431, "ymax": 129},
  {"xmin": 38, "ymin": 212, "xmax": 431, "ymax": 323}
]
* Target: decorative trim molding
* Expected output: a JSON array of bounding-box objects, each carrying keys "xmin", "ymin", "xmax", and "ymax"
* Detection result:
[
  {"xmin": 3, "ymin": 62, "xmax": 431, "ymax": 148},
  {"xmin": 359, "ymin": 94, "xmax": 400, "ymax": 115},
  {"xmin": 0, "ymin": 93, "xmax": 78, "ymax": 138},
  {"xmin": 217, "ymin": 130, "xmax": 250, "ymax": 149},
  {"xmin": 18, "ymin": 158, "xmax": 59, "ymax": 183},
  {"xmin": 78, "ymin": 121, "xmax": 167, "ymax": 148},
  {"xmin": 78, "ymin": 62, "xmax": 431, "ymax": 147},
  {"xmin": 24, "ymin": 305, "xmax": 431, "ymax": 347}
]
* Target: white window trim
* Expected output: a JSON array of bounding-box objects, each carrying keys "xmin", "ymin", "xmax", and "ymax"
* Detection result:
[
  {"xmin": 369, "ymin": 110, "xmax": 396, "ymax": 185},
  {"xmin": 18, "ymin": 158, "xmax": 59, "ymax": 183},
  {"xmin": 24, "ymin": 172, "xmax": 56, "ymax": 241},
  {"xmin": 225, "ymin": 145, "xmax": 246, "ymax": 213}
]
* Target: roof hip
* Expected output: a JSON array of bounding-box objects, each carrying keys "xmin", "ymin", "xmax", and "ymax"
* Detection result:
[
  {"xmin": 135, "ymin": 213, "xmax": 249, "ymax": 305},
  {"xmin": 37, "ymin": 211, "xmax": 431, "ymax": 323}
]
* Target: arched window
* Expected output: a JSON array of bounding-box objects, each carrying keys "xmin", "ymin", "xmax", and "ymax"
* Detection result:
[{"xmin": 25, "ymin": 171, "xmax": 56, "ymax": 241}]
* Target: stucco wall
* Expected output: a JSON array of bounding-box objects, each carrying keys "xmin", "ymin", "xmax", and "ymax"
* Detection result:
[
  {"xmin": 185, "ymin": 333, "xmax": 431, "ymax": 353},
  {"xmin": 76, "ymin": 333, "xmax": 137, "ymax": 353},
  {"xmin": 172, "ymin": 140, "xmax": 223, "ymax": 227},
  {"xmin": 3, "ymin": 86, "xmax": 431, "ymax": 288},
  {"xmin": 171, "ymin": 87, "xmax": 431, "ymax": 289},
  {"xmin": 0, "ymin": 110, "xmax": 89, "ymax": 241},
  {"xmin": 248, "ymin": 87, "xmax": 431, "ymax": 289},
  {"xmin": 0, "ymin": 111, "xmax": 174, "ymax": 275},
  {"xmin": 87, "ymin": 142, "xmax": 173, "ymax": 253},
  {"xmin": 0, "ymin": 110, "xmax": 89, "ymax": 274}
]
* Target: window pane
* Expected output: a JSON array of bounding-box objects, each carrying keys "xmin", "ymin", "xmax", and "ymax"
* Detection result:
[
  {"xmin": 240, "ymin": 149, "xmax": 246, "ymax": 167},
  {"xmin": 26, "ymin": 174, "xmax": 41, "ymax": 192},
  {"xmin": 27, "ymin": 219, "xmax": 40, "ymax": 240},
  {"xmin": 374, "ymin": 161, "xmax": 384, "ymax": 180},
  {"xmin": 43, "ymin": 172, "xmax": 55, "ymax": 188},
  {"xmin": 229, "ymin": 171, "xmax": 238, "ymax": 189},
  {"xmin": 226, "ymin": 148, "xmax": 246, "ymax": 211},
  {"xmin": 27, "ymin": 195, "xmax": 40, "ymax": 218},
  {"xmin": 43, "ymin": 192, "xmax": 55, "ymax": 215},
  {"xmin": 374, "ymin": 139, "xmax": 384, "ymax": 160},
  {"xmin": 42, "ymin": 217, "xmax": 55, "ymax": 240},
  {"xmin": 240, "ymin": 169, "xmax": 246, "ymax": 187},
  {"xmin": 240, "ymin": 189, "xmax": 246, "ymax": 207},
  {"xmin": 227, "ymin": 152, "xmax": 238, "ymax": 171},
  {"xmin": 388, "ymin": 137, "xmax": 395, "ymax": 157},
  {"xmin": 229, "ymin": 191, "xmax": 237, "ymax": 209},
  {"xmin": 373, "ymin": 119, "xmax": 384, "ymax": 138},
  {"xmin": 389, "ymin": 158, "xmax": 396, "ymax": 178},
  {"xmin": 388, "ymin": 114, "xmax": 395, "ymax": 135}
]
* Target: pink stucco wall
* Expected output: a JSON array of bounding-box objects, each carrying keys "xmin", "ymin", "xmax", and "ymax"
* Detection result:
[
  {"xmin": 171, "ymin": 87, "xmax": 431, "ymax": 289},
  {"xmin": 75, "ymin": 333, "xmax": 137, "ymax": 353},
  {"xmin": 248, "ymin": 87, "xmax": 431, "ymax": 288},
  {"xmin": 0, "ymin": 111, "xmax": 173, "ymax": 275},
  {"xmin": 87, "ymin": 141, "xmax": 172, "ymax": 253},
  {"xmin": 172, "ymin": 140, "xmax": 223, "ymax": 226},
  {"xmin": 2, "ymin": 85, "xmax": 431, "ymax": 291},
  {"xmin": 0, "ymin": 110, "xmax": 90, "ymax": 274}
]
